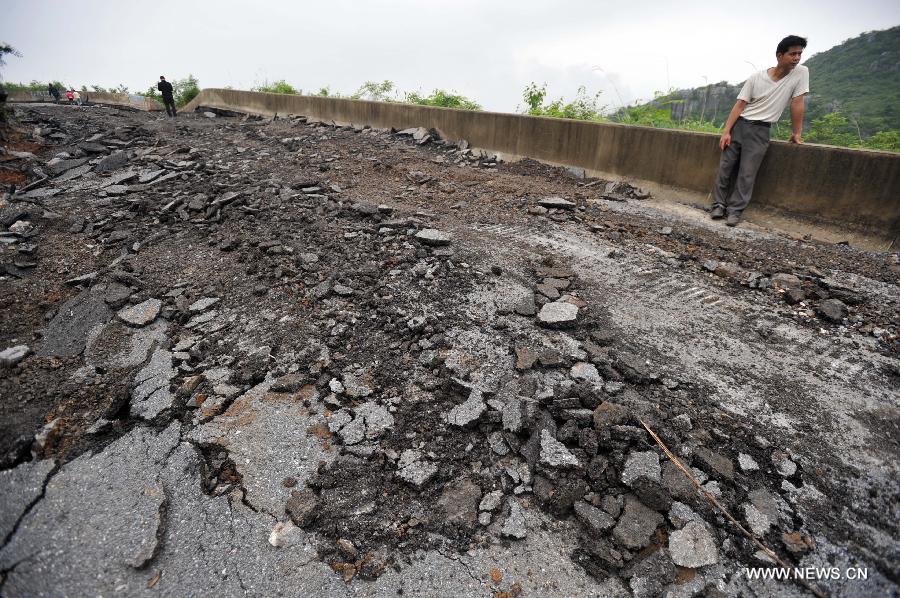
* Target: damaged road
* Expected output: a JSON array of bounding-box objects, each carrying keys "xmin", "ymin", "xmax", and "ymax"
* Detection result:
[{"xmin": 0, "ymin": 103, "xmax": 898, "ymax": 597}]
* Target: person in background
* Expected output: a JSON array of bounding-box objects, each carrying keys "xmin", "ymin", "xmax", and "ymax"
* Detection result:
[
  {"xmin": 158, "ymin": 76, "xmax": 176, "ymax": 117},
  {"xmin": 48, "ymin": 83, "xmax": 60, "ymax": 103},
  {"xmin": 72, "ymin": 89, "xmax": 82, "ymax": 106},
  {"xmin": 710, "ymin": 35, "xmax": 809, "ymax": 227},
  {"xmin": 65, "ymin": 88, "xmax": 74, "ymax": 103}
]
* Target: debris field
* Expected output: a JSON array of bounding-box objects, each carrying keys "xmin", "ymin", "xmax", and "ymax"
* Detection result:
[{"xmin": 0, "ymin": 103, "xmax": 898, "ymax": 597}]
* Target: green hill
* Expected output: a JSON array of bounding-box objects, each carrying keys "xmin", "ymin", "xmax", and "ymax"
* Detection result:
[{"xmin": 645, "ymin": 26, "xmax": 900, "ymax": 137}]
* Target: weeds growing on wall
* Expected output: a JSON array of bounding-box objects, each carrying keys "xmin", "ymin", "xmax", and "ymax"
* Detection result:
[{"xmin": 253, "ymin": 80, "xmax": 300, "ymax": 95}]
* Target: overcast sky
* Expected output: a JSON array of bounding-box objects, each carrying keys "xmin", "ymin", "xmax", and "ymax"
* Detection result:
[{"xmin": 3, "ymin": 0, "xmax": 898, "ymax": 112}]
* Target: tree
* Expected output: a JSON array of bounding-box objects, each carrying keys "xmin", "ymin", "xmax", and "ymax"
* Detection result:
[
  {"xmin": 173, "ymin": 74, "xmax": 200, "ymax": 107},
  {"xmin": 0, "ymin": 42, "xmax": 22, "ymax": 70},
  {"xmin": 351, "ymin": 80, "xmax": 397, "ymax": 102}
]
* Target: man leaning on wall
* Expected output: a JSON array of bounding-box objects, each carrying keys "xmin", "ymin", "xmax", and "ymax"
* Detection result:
[{"xmin": 711, "ymin": 35, "xmax": 809, "ymax": 227}]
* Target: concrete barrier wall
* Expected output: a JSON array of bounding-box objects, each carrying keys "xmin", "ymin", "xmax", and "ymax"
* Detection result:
[{"xmin": 7, "ymin": 90, "xmax": 162, "ymax": 111}]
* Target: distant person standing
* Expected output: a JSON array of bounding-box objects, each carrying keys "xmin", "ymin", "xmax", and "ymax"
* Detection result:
[
  {"xmin": 158, "ymin": 75, "xmax": 176, "ymax": 117},
  {"xmin": 711, "ymin": 35, "xmax": 809, "ymax": 227},
  {"xmin": 72, "ymin": 90, "xmax": 82, "ymax": 106},
  {"xmin": 65, "ymin": 88, "xmax": 75, "ymax": 103},
  {"xmin": 48, "ymin": 83, "xmax": 60, "ymax": 103}
]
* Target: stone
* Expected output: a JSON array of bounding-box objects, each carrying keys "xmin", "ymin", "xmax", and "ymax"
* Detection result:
[
  {"xmin": 479, "ymin": 490, "xmax": 503, "ymax": 512},
  {"xmin": 628, "ymin": 550, "xmax": 676, "ymax": 598},
  {"xmin": 621, "ymin": 451, "xmax": 661, "ymax": 487},
  {"xmin": 0, "ymin": 345, "xmax": 30, "ymax": 368},
  {"xmin": 513, "ymin": 294, "xmax": 537, "ymax": 317},
  {"xmin": 771, "ymin": 450, "xmax": 797, "ymax": 477},
  {"xmin": 574, "ymin": 501, "xmax": 616, "ymax": 535},
  {"xmin": 593, "ymin": 401, "xmax": 629, "ymax": 429},
  {"xmin": 784, "ymin": 287, "xmax": 806, "ymax": 304},
  {"xmin": 355, "ymin": 401, "xmax": 395, "ymax": 439},
  {"xmin": 268, "ymin": 521, "xmax": 301, "ymax": 548},
  {"xmin": 515, "ymin": 347, "xmax": 538, "ymax": 370},
  {"xmin": 188, "ymin": 297, "xmax": 220, "ymax": 312},
  {"xmin": 47, "ymin": 157, "xmax": 90, "ymax": 175},
  {"xmin": 570, "ymin": 362, "xmax": 602, "ymax": 385},
  {"xmin": 342, "ymin": 370, "xmax": 374, "ymax": 398},
  {"xmin": 536, "ymin": 302, "xmax": 579, "ymax": 328},
  {"xmin": 743, "ymin": 502, "xmax": 772, "ymax": 536},
  {"xmin": 668, "ymin": 521, "xmax": 719, "ymax": 568},
  {"xmin": 271, "ymin": 373, "xmax": 305, "ymax": 393},
  {"xmin": 488, "ymin": 431, "xmax": 509, "ymax": 455},
  {"xmin": 662, "ymin": 461, "xmax": 698, "ymax": 503},
  {"xmin": 96, "ymin": 151, "xmax": 128, "ymax": 172},
  {"xmin": 446, "ymin": 388, "xmax": 486, "ymax": 427},
  {"xmin": 539, "ymin": 429, "xmax": 580, "ymax": 468},
  {"xmin": 738, "ymin": 453, "xmax": 759, "ymax": 472},
  {"xmin": 285, "ymin": 488, "xmax": 319, "ymax": 528},
  {"xmin": 771, "ymin": 273, "xmax": 802, "ymax": 290},
  {"xmin": 816, "ymin": 299, "xmax": 848, "ymax": 323},
  {"xmin": 39, "ymin": 289, "xmax": 111, "ymax": 357},
  {"xmin": 694, "ymin": 447, "xmax": 734, "ymax": 480},
  {"xmin": 414, "ymin": 229, "xmax": 451, "ymax": 246},
  {"xmin": 437, "ymin": 477, "xmax": 481, "ymax": 528},
  {"xmin": 668, "ymin": 501, "xmax": 703, "ymax": 528},
  {"xmin": 502, "ymin": 396, "xmax": 529, "ymax": 433},
  {"xmin": 117, "ymin": 298, "xmax": 162, "ymax": 327},
  {"xmin": 535, "ymin": 284, "xmax": 560, "ymax": 300},
  {"xmin": 397, "ymin": 449, "xmax": 437, "ymax": 488},
  {"xmin": 538, "ymin": 197, "xmax": 576, "ymax": 210},
  {"xmin": 501, "ymin": 499, "xmax": 528, "ymax": 539},
  {"xmin": 671, "ymin": 413, "xmax": 692, "ymax": 432},
  {"xmin": 612, "ymin": 495, "xmax": 664, "ymax": 549}
]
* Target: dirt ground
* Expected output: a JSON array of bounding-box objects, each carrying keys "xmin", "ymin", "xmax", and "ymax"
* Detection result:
[{"xmin": 0, "ymin": 103, "xmax": 897, "ymax": 597}]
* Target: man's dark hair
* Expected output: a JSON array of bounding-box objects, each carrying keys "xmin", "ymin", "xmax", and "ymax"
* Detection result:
[{"xmin": 777, "ymin": 35, "xmax": 807, "ymax": 55}]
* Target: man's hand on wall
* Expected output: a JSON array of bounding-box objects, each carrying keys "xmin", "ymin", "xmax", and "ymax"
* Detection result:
[
  {"xmin": 789, "ymin": 132, "xmax": 803, "ymax": 144},
  {"xmin": 719, "ymin": 133, "xmax": 732, "ymax": 151}
]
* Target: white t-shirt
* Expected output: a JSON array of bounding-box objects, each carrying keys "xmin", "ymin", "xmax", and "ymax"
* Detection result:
[{"xmin": 737, "ymin": 65, "xmax": 809, "ymax": 123}]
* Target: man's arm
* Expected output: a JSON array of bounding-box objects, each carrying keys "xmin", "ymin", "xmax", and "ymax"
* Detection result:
[
  {"xmin": 789, "ymin": 95, "xmax": 805, "ymax": 144},
  {"xmin": 719, "ymin": 100, "xmax": 747, "ymax": 150}
]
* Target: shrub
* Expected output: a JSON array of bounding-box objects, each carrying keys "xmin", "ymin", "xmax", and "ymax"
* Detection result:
[
  {"xmin": 253, "ymin": 79, "xmax": 299, "ymax": 95},
  {"xmin": 405, "ymin": 89, "xmax": 481, "ymax": 110},
  {"xmin": 521, "ymin": 83, "xmax": 604, "ymax": 121}
]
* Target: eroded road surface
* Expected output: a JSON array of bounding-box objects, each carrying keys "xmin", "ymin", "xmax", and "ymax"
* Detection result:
[{"xmin": 1, "ymin": 104, "xmax": 898, "ymax": 597}]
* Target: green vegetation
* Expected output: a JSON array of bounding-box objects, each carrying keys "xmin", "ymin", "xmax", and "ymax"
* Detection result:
[
  {"xmin": 522, "ymin": 83, "xmax": 604, "ymax": 120},
  {"xmin": 518, "ymin": 84, "xmax": 719, "ymax": 133},
  {"xmin": 144, "ymin": 75, "xmax": 199, "ymax": 107},
  {"xmin": 245, "ymin": 78, "xmax": 481, "ymax": 110},
  {"xmin": 0, "ymin": 42, "xmax": 21, "ymax": 69},
  {"xmin": 252, "ymin": 79, "xmax": 300, "ymax": 95},
  {"xmin": 4, "ymin": 80, "xmax": 68, "ymax": 92},
  {"xmin": 803, "ymin": 26, "xmax": 899, "ymax": 136},
  {"xmin": 351, "ymin": 80, "xmax": 397, "ymax": 102},
  {"xmin": 405, "ymin": 88, "xmax": 481, "ymax": 110}
]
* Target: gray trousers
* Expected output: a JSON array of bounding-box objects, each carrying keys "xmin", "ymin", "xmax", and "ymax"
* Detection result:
[{"xmin": 713, "ymin": 118, "xmax": 770, "ymax": 214}]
